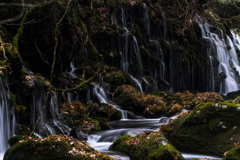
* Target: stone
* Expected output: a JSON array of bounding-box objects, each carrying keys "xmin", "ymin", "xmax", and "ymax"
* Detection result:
[{"xmin": 222, "ymin": 105, "xmax": 228, "ymax": 110}]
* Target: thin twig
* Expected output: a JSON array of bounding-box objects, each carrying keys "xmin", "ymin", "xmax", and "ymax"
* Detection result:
[
  {"xmin": 50, "ymin": 0, "xmax": 72, "ymax": 83},
  {"xmin": 0, "ymin": 0, "xmax": 24, "ymax": 25},
  {"xmin": 0, "ymin": 0, "xmax": 56, "ymax": 7},
  {"xmin": 35, "ymin": 39, "xmax": 50, "ymax": 65}
]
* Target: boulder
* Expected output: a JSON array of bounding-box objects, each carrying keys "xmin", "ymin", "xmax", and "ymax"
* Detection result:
[
  {"xmin": 109, "ymin": 131, "xmax": 184, "ymax": 160},
  {"xmin": 4, "ymin": 135, "xmax": 113, "ymax": 160},
  {"xmin": 161, "ymin": 102, "xmax": 240, "ymax": 156}
]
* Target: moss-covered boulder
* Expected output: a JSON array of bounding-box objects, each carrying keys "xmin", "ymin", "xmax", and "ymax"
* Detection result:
[
  {"xmin": 60, "ymin": 101, "xmax": 87, "ymax": 120},
  {"xmin": 192, "ymin": 92, "xmax": 224, "ymax": 106},
  {"xmin": 114, "ymin": 85, "xmax": 166, "ymax": 118},
  {"xmin": 161, "ymin": 102, "xmax": 240, "ymax": 156},
  {"xmin": 87, "ymin": 102, "xmax": 122, "ymax": 121},
  {"xmin": 4, "ymin": 135, "xmax": 113, "ymax": 160},
  {"xmin": 109, "ymin": 131, "xmax": 184, "ymax": 160},
  {"xmin": 101, "ymin": 65, "xmax": 132, "ymax": 86},
  {"xmin": 223, "ymin": 145, "xmax": 240, "ymax": 160}
]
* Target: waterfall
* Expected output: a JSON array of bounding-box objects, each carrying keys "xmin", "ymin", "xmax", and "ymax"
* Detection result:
[
  {"xmin": 130, "ymin": 75, "xmax": 143, "ymax": 92},
  {"xmin": 118, "ymin": 8, "xmax": 144, "ymax": 79},
  {"xmin": 92, "ymin": 83, "xmax": 128, "ymax": 119},
  {"xmin": 133, "ymin": 36, "xmax": 143, "ymax": 76},
  {"xmin": 67, "ymin": 59, "xmax": 77, "ymax": 78},
  {"xmin": 143, "ymin": 3, "xmax": 150, "ymax": 37},
  {"xmin": 149, "ymin": 40, "xmax": 165, "ymax": 79},
  {"xmin": 0, "ymin": 78, "xmax": 15, "ymax": 158},
  {"xmin": 162, "ymin": 12, "xmax": 168, "ymax": 40},
  {"xmin": 31, "ymin": 88, "xmax": 70, "ymax": 136},
  {"xmin": 195, "ymin": 14, "xmax": 240, "ymax": 94},
  {"xmin": 31, "ymin": 88, "xmax": 46, "ymax": 125},
  {"xmin": 209, "ymin": 56, "xmax": 215, "ymax": 92},
  {"xmin": 121, "ymin": 8, "xmax": 128, "ymax": 32},
  {"xmin": 49, "ymin": 92, "xmax": 71, "ymax": 136}
]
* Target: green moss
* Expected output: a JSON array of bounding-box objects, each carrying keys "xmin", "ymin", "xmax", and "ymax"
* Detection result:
[
  {"xmin": 13, "ymin": 7, "xmax": 35, "ymax": 49},
  {"xmin": 8, "ymin": 135, "xmax": 26, "ymax": 147},
  {"xmin": 99, "ymin": 121, "xmax": 110, "ymax": 130},
  {"xmin": 16, "ymin": 105, "xmax": 27, "ymax": 112},
  {"xmin": 223, "ymin": 145, "xmax": 240, "ymax": 160}
]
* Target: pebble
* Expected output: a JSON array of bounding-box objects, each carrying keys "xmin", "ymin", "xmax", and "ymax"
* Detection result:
[
  {"xmin": 236, "ymin": 107, "xmax": 240, "ymax": 112},
  {"xmin": 222, "ymin": 105, "xmax": 227, "ymax": 110}
]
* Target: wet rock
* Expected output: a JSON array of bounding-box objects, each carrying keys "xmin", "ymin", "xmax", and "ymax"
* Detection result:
[
  {"xmin": 159, "ymin": 118, "xmax": 168, "ymax": 123},
  {"xmin": 70, "ymin": 125, "xmax": 88, "ymax": 141}
]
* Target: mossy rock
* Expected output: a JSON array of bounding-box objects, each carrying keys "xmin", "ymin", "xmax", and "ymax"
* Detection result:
[
  {"xmin": 223, "ymin": 145, "xmax": 240, "ymax": 160},
  {"xmin": 87, "ymin": 103, "xmax": 122, "ymax": 121},
  {"xmin": 4, "ymin": 135, "xmax": 113, "ymax": 160},
  {"xmin": 109, "ymin": 131, "xmax": 184, "ymax": 160},
  {"xmin": 114, "ymin": 85, "xmax": 166, "ymax": 117},
  {"xmin": 8, "ymin": 135, "xmax": 27, "ymax": 147},
  {"xmin": 99, "ymin": 121, "xmax": 111, "ymax": 130},
  {"xmin": 162, "ymin": 102, "xmax": 240, "ymax": 156},
  {"xmin": 226, "ymin": 90, "xmax": 240, "ymax": 100}
]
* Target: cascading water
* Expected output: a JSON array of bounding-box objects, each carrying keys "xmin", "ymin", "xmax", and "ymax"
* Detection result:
[
  {"xmin": 130, "ymin": 75, "xmax": 143, "ymax": 92},
  {"xmin": 87, "ymin": 110, "xmax": 221, "ymax": 160},
  {"xmin": 119, "ymin": 8, "xmax": 143, "ymax": 75},
  {"xmin": 31, "ymin": 87, "xmax": 70, "ymax": 137},
  {"xmin": 67, "ymin": 59, "xmax": 77, "ymax": 79},
  {"xmin": 195, "ymin": 14, "xmax": 240, "ymax": 94},
  {"xmin": 149, "ymin": 40, "xmax": 165, "ymax": 79},
  {"xmin": 92, "ymin": 83, "xmax": 128, "ymax": 119},
  {"xmin": 162, "ymin": 11, "xmax": 168, "ymax": 40},
  {"xmin": 0, "ymin": 78, "xmax": 15, "ymax": 159},
  {"xmin": 133, "ymin": 36, "xmax": 143, "ymax": 76},
  {"xmin": 31, "ymin": 88, "xmax": 46, "ymax": 126},
  {"xmin": 49, "ymin": 92, "xmax": 71, "ymax": 136},
  {"xmin": 143, "ymin": 3, "xmax": 150, "ymax": 37},
  {"xmin": 117, "ymin": 7, "xmax": 144, "ymax": 91}
]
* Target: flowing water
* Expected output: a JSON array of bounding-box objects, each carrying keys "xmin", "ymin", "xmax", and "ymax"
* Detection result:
[
  {"xmin": 92, "ymin": 83, "xmax": 128, "ymax": 119},
  {"xmin": 0, "ymin": 78, "xmax": 15, "ymax": 160},
  {"xmin": 130, "ymin": 75, "xmax": 143, "ymax": 92},
  {"xmin": 87, "ymin": 110, "xmax": 222, "ymax": 160},
  {"xmin": 31, "ymin": 88, "xmax": 70, "ymax": 137},
  {"xmin": 67, "ymin": 59, "xmax": 77, "ymax": 79},
  {"xmin": 195, "ymin": 14, "xmax": 240, "ymax": 94}
]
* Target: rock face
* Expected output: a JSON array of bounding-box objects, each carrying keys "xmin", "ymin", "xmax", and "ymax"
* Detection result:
[
  {"xmin": 4, "ymin": 135, "xmax": 113, "ymax": 160},
  {"xmin": 161, "ymin": 102, "xmax": 240, "ymax": 156},
  {"xmin": 109, "ymin": 131, "xmax": 184, "ymax": 160}
]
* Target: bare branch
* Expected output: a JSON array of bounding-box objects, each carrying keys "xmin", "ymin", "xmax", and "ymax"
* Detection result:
[
  {"xmin": 50, "ymin": 0, "xmax": 72, "ymax": 83},
  {"xmin": 0, "ymin": 0, "xmax": 56, "ymax": 7},
  {"xmin": 0, "ymin": 0, "xmax": 56, "ymax": 25},
  {"xmin": 0, "ymin": 0, "xmax": 25, "ymax": 25}
]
